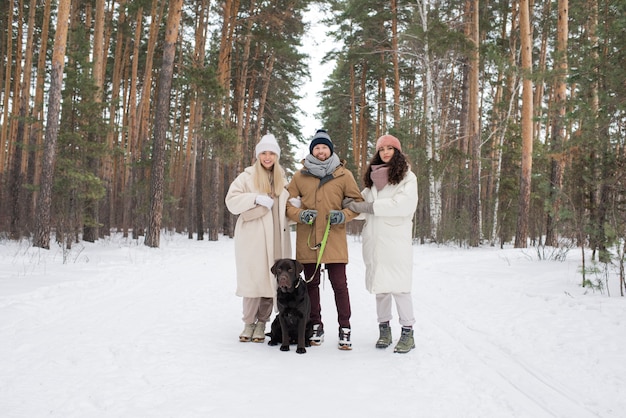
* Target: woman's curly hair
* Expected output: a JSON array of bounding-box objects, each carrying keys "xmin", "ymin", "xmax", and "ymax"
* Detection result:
[{"xmin": 363, "ymin": 148, "xmax": 409, "ymax": 188}]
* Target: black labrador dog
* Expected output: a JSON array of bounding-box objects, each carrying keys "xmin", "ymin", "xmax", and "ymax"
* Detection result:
[{"xmin": 267, "ymin": 259, "xmax": 312, "ymax": 354}]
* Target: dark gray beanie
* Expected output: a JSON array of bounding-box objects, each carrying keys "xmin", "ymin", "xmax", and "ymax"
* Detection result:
[{"xmin": 309, "ymin": 129, "xmax": 334, "ymax": 155}]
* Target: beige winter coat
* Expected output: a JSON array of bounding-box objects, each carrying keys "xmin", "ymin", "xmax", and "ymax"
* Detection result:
[
  {"xmin": 225, "ymin": 166, "xmax": 292, "ymax": 298},
  {"xmin": 286, "ymin": 160, "xmax": 363, "ymax": 264}
]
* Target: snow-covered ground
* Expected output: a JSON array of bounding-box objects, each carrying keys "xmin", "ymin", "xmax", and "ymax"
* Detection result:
[{"xmin": 1, "ymin": 232, "xmax": 624, "ymax": 417}]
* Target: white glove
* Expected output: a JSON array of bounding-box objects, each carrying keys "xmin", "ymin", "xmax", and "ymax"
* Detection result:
[
  {"xmin": 288, "ymin": 196, "xmax": 302, "ymax": 208},
  {"xmin": 255, "ymin": 194, "xmax": 274, "ymax": 209}
]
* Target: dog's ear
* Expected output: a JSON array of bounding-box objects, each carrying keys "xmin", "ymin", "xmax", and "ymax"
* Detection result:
[
  {"xmin": 271, "ymin": 259, "xmax": 280, "ymax": 275},
  {"xmin": 294, "ymin": 260, "xmax": 304, "ymax": 276}
]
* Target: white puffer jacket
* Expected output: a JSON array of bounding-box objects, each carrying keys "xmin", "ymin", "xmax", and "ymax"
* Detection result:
[{"xmin": 360, "ymin": 170, "xmax": 418, "ymax": 294}]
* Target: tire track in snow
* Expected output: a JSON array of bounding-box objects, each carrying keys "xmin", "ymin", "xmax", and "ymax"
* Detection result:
[{"xmin": 419, "ymin": 297, "xmax": 600, "ymax": 418}]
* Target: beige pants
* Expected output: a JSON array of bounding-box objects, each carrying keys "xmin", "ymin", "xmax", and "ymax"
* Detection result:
[
  {"xmin": 242, "ymin": 297, "xmax": 273, "ymax": 324},
  {"xmin": 376, "ymin": 293, "xmax": 415, "ymax": 327}
]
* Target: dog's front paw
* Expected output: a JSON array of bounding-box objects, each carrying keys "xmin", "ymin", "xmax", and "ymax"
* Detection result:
[
  {"xmin": 268, "ymin": 340, "xmax": 278, "ymax": 346},
  {"xmin": 280, "ymin": 345, "xmax": 290, "ymax": 351},
  {"xmin": 296, "ymin": 347, "xmax": 307, "ymax": 354}
]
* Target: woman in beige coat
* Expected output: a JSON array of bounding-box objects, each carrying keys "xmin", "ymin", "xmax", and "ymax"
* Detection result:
[{"xmin": 225, "ymin": 134, "xmax": 292, "ymax": 343}]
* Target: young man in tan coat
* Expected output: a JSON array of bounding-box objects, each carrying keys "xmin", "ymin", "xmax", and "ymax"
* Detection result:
[{"xmin": 286, "ymin": 129, "xmax": 363, "ymax": 350}]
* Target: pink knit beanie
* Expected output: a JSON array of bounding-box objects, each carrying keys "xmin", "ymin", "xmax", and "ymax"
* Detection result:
[{"xmin": 376, "ymin": 134, "xmax": 402, "ymax": 152}]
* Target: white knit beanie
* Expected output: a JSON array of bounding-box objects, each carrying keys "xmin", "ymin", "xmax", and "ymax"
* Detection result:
[{"xmin": 255, "ymin": 134, "xmax": 281, "ymax": 159}]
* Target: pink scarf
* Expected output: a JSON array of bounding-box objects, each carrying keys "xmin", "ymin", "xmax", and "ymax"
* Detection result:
[{"xmin": 370, "ymin": 164, "xmax": 390, "ymax": 190}]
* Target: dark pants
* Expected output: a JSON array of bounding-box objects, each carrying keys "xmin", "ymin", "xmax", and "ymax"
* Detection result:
[{"xmin": 304, "ymin": 263, "xmax": 351, "ymax": 329}]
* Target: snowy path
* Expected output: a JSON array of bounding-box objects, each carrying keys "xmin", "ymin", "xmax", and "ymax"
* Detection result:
[
  {"xmin": 0, "ymin": 234, "xmax": 624, "ymax": 417},
  {"xmin": 419, "ymin": 294, "xmax": 596, "ymax": 417}
]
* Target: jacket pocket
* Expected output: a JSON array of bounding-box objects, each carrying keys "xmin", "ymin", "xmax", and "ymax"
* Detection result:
[
  {"xmin": 240, "ymin": 205, "xmax": 269, "ymax": 222},
  {"xmin": 383, "ymin": 217, "xmax": 405, "ymax": 228}
]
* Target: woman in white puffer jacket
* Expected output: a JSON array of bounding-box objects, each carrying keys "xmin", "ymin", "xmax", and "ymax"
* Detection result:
[{"xmin": 344, "ymin": 134, "xmax": 418, "ymax": 354}]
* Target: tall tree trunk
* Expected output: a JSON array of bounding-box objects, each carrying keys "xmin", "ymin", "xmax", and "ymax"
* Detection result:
[
  {"xmin": 187, "ymin": 0, "xmax": 209, "ymax": 239},
  {"xmin": 533, "ymin": 0, "xmax": 551, "ymax": 144},
  {"xmin": 195, "ymin": 138, "xmax": 205, "ymax": 240},
  {"xmin": 243, "ymin": 63, "xmax": 258, "ymax": 165},
  {"xmin": 132, "ymin": 0, "xmax": 165, "ymax": 239},
  {"xmin": 8, "ymin": 0, "xmax": 23, "ymax": 174},
  {"xmin": 209, "ymin": 0, "xmax": 239, "ymax": 241},
  {"xmin": 106, "ymin": 0, "xmax": 127, "ymax": 232},
  {"xmin": 9, "ymin": 0, "xmax": 36, "ymax": 239},
  {"xmin": 417, "ymin": 0, "xmax": 441, "ymax": 241},
  {"xmin": 468, "ymin": 0, "xmax": 481, "ymax": 247},
  {"xmin": 234, "ymin": 0, "xmax": 253, "ymax": 170},
  {"xmin": 225, "ymin": 0, "xmax": 255, "ymax": 238},
  {"xmin": 545, "ymin": 0, "xmax": 568, "ymax": 247},
  {"xmin": 490, "ymin": 78, "xmax": 520, "ymax": 247},
  {"xmin": 0, "ymin": 0, "xmax": 14, "ymax": 176},
  {"xmin": 208, "ymin": 157, "xmax": 221, "ymax": 241},
  {"xmin": 122, "ymin": 6, "xmax": 144, "ymax": 238},
  {"xmin": 514, "ymin": 0, "xmax": 534, "ymax": 248},
  {"xmin": 168, "ymin": 47, "xmax": 185, "ymax": 232},
  {"xmin": 252, "ymin": 52, "xmax": 274, "ymax": 143},
  {"xmin": 491, "ymin": 2, "xmax": 519, "ymax": 246},
  {"xmin": 83, "ymin": 0, "xmax": 106, "ymax": 242},
  {"xmin": 29, "ymin": 0, "xmax": 52, "ymax": 220},
  {"xmin": 145, "ymin": 0, "xmax": 184, "ymax": 248},
  {"xmin": 350, "ymin": 65, "xmax": 359, "ymax": 169},
  {"xmin": 358, "ymin": 61, "xmax": 368, "ymax": 177},
  {"xmin": 391, "ymin": 0, "xmax": 400, "ymax": 125},
  {"xmin": 486, "ymin": 5, "xmax": 508, "ymax": 245},
  {"xmin": 377, "ymin": 69, "xmax": 386, "ymax": 138},
  {"xmin": 587, "ymin": 0, "xmax": 607, "ymax": 261},
  {"xmin": 33, "ymin": 0, "xmax": 71, "ymax": 249}
]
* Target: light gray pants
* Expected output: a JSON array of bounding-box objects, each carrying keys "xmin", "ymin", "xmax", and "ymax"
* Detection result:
[
  {"xmin": 242, "ymin": 297, "xmax": 273, "ymax": 324},
  {"xmin": 376, "ymin": 292, "xmax": 415, "ymax": 327}
]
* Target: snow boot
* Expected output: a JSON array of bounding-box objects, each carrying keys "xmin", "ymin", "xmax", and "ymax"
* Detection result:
[
  {"xmin": 338, "ymin": 327, "xmax": 352, "ymax": 350},
  {"xmin": 375, "ymin": 322, "xmax": 392, "ymax": 349},
  {"xmin": 239, "ymin": 323, "xmax": 256, "ymax": 342},
  {"xmin": 394, "ymin": 327, "xmax": 415, "ymax": 354},
  {"xmin": 252, "ymin": 321, "xmax": 266, "ymax": 343},
  {"xmin": 310, "ymin": 324, "xmax": 324, "ymax": 346}
]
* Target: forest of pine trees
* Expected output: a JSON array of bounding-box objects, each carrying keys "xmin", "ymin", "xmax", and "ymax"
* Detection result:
[{"xmin": 0, "ymin": 0, "xmax": 624, "ymax": 281}]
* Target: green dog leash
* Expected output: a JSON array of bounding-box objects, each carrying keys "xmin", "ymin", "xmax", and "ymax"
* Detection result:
[{"xmin": 306, "ymin": 214, "xmax": 332, "ymax": 282}]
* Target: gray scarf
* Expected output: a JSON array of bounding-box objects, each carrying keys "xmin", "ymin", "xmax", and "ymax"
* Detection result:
[{"xmin": 303, "ymin": 153, "xmax": 341, "ymax": 179}]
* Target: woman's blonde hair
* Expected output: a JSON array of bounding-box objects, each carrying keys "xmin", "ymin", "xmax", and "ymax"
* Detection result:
[{"xmin": 253, "ymin": 158, "xmax": 286, "ymax": 196}]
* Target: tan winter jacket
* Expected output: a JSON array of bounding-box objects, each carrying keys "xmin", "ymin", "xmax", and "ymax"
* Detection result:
[{"xmin": 286, "ymin": 160, "xmax": 363, "ymax": 264}]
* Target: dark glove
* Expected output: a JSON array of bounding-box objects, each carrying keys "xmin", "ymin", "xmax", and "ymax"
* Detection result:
[
  {"xmin": 342, "ymin": 197, "xmax": 354, "ymax": 209},
  {"xmin": 329, "ymin": 210, "xmax": 345, "ymax": 225},
  {"xmin": 348, "ymin": 201, "xmax": 374, "ymax": 214},
  {"xmin": 299, "ymin": 209, "xmax": 318, "ymax": 224}
]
